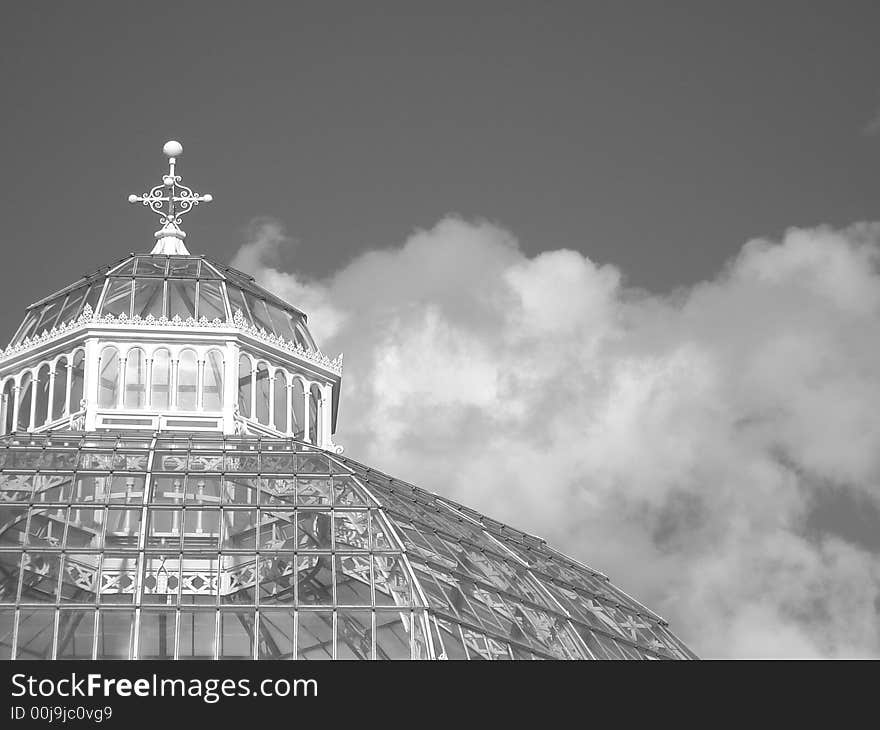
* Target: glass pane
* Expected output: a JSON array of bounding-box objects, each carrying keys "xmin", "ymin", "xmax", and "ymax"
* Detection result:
[
  {"xmin": 167, "ymin": 280, "xmax": 196, "ymax": 320},
  {"xmin": 151, "ymin": 349, "xmax": 171, "ymax": 408},
  {"xmin": 55, "ymin": 286, "xmax": 88, "ymax": 325},
  {"xmin": 17, "ymin": 609, "xmax": 57, "ymax": 659},
  {"xmin": 203, "ymin": 351, "xmax": 224, "ymax": 410},
  {"xmin": 97, "ymin": 610, "xmax": 133, "ymax": 659},
  {"xmin": 82, "ymin": 281, "xmax": 103, "ymax": 314},
  {"xmin": 124, "ymin": 349, "xmax": 147, "ymax": 408},
  {"xmin": 238, "ymin": 355, "xmax": 252, "ymax": 418},
  {"xmin": 136, "ymin": 257, "xmax": 167, "ymax": 276},
  {"xmin": 168, "ymin": 258, "xmax": 200, "ymax": 277},
  {"xmin": 219, "ymin": 611, "xmax": 254, "ymax": 659},
  {"xmin": 101, "ymin": 278, "xmax": 132, "ymax": 317},
  {"xmin": 17, "ymin": 373, "xmax": 32, "ymax": 430},
  {"xmin": 98, "ymin": 348, "xmax": 119, "ymax": 408},
  {"xmin": 255, "ymin": 363, "xmax": 270, "ymax": 425},
  {"xmin": 34, "ymin": 299, "xmax": 62, "ymax": 333},
  {"xmin": 258, "ymin": 610, "xmax": 294, "ymax": 659},
  {"xmin": 198, "ymin": 280, "xmax": 226, "ymax": 321},
  {"xmin": 132, "ymin": 278, "xmax": 164, "ymax": 319},
  {"xmin": 52, "ymin": 357, "xmax": 68, "ymax": 420},
  {"xmin": 35, "ymin": 365, "xmax": 50, "ymax": 427},
  {"xmin": 336, "ymin": 610, "xmax": 372, "ymax": 659},
  {"xmin": 273, "ymin": 372, "xmax": 287, "ymax": 432},
  {"xmin": 142, "ymin": 556, "xmax": 180, "ymax": 605},
  {"xmin": 15, "ymin": 310, "xmax": 39, "ymax": 344},
  {"xmin": 178, "ymin": 611, "xmax": 216, "ymax": 659},
  {"xmin": 290, "ymin": 379, "xmax": 305, "ymax": 438},
  {"xmin": 297, "ymin": 555, "xmax": 332, "ymax": 605},
  {"xmin": 226, "ymin": 284, "xmax": 251, "ymax": 324},
  {"xmin": 244, "ymin": 292, "xmax": 273, "ymax": 333},
  {"xmin": 56, "ymin": 609, "xmax": 94, "ymax": 659},
  {"xmin": 375, "ymin": 610, "xmax": 412, "ymax": 660},
  {"xmin": 266, "ymin": 302, "xmax": 298, "ymax": 342},
  {"xmin": 297, "ymin": 611, "xmax": 333, "ymax": 659},
  {"xmin": 70, "ymin": 351, "xmax": 85, "ymax": 411},
  {"xmin": 138, "ymin": 611, "xmax": 175, "ymax": 659},
  {"xmin": 177, "ymin": 350, "xmax": 198, "ymax": 410},
  {"xmin": 0, "ymin": 609, "xmax": 13, "ymax": 659}
]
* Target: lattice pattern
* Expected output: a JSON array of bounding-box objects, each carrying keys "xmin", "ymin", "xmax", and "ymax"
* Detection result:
[{"xmin": 0, "ymin": 433, "xmax": 695, "ymax": 660}]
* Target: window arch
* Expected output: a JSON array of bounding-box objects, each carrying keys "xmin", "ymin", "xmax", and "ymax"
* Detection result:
[
  {"xmin": 255, "ymin": 362, "xmax": 270, "ymax": 425},
  {"xmin": 203, "ymin": 350, "xmax": 224, "ymax": 410},
  {"xmin": 17, "ymin": 372, "xmax": 33, "ymax": 430},
  {"xmin": 52, "ymin": 357, "xmax": 69, "ymax": 421},
  {"xmin": 273, "ymin": 370, "xmax": 287, "ymax": 432},
  {"xmin": 290, "ymin": 378, "xmax": 305, "ymax": 439},
  {"xmin": 124, "ymin": 348, "xmax": 147, "ymax": 408},
  {"xmin": 98, "ymin": 347, "xmax": 120, "ymax": 408},
  {"xmin": 35, "ymin": 364, "xmax": 51, "ymax": 427},
  {"xmin": 177, "ymin": 349, "xmax": 198, "ymax": 410},
  {"xmin": 238, "ymin": 354, "xmax": 252, "ymax": 418},
  {"xmin": 70, "ymin": 350, "xmax": 85, "ymax": 413},
  {"xmin": 309, "ymin": 384, "xmax": 321, "ymax": 445},
  {"xmin": 2, "ymin": 380, "xmax": 14, "ymax": 434},
  {"xmin": 151, "ymin": 349, "xmax": 171, "ymax": 408}
]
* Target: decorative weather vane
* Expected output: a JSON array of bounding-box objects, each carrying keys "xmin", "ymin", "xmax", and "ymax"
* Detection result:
[{"xmin": 128, "ymin": 140, "xmax": 213, "ymax": 255}]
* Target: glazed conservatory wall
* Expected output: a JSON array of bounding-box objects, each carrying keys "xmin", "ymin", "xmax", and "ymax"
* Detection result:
[
  {"xmin": 0, "ymin": 435, "xmax": 430, "ymax": 659},
  {"xmin": 0, "ymin": 350, "xmax": 86, "ymax": 434}
]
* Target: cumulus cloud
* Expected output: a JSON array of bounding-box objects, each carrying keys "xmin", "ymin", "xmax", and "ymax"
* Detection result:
[{"xmin": 234, "ymin": 215, "xmax": 880, "ymax": 658}]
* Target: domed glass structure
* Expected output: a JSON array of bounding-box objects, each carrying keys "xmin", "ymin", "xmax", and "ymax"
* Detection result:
[
  {"xmin": 0, "ymin": 143, "xmax": 695, "ymax": 660},
  {"xmin": 12, "ymin": 254, "xmax": 317, "ymax": 351}
]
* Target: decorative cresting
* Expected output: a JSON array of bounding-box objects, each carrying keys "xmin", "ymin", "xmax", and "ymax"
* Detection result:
[
  {"xmin": 0, "ymin": 305, "xmax": 343, "ymax": 375},
  {"xmin": 128, "ymin": 141, "xmax": 213, "ymax": 255}
]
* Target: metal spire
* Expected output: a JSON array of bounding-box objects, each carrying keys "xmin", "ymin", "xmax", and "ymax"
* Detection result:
[{"xmin": 128, "ymin": 140, "xmax": 213, "ymax": 255}]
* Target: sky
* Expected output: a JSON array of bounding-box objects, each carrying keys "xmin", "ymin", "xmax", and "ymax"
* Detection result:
[{"xmin": 2, "ymin": 2, "xmax": 880, "ymax": 657}]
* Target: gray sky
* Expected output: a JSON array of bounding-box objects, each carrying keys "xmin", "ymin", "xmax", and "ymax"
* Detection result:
[
  {"xmin": 1, "ymin": 1, "xmax": 879, "ymax": 336},
  {"xmin": 3, "ymin": 2, "xmax": 880, "ymax": 657}
]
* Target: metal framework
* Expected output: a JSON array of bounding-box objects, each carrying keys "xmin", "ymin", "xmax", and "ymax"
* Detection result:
[{"xmin": 0, "ymin": 142, "xmax": 696, "ymax": 660}]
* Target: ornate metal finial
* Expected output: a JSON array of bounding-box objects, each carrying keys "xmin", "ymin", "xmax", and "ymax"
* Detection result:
[{"xmin": 128, "ymin": 140, "xmax": 213, "ymax": 255}]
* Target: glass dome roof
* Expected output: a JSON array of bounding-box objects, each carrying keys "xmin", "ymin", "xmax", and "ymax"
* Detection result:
[
  {"xmin": 0, "ymin": 432, "xmax": 695, "ymax": 660},
  {"xmin": 10, "ymin": 255, "xmax": 317, "ymax": 351}
]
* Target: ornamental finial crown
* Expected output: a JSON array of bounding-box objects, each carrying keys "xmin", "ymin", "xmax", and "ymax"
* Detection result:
[{"xmin": 128, "ymin": 140, "xmax": 213, "ymax": 254}]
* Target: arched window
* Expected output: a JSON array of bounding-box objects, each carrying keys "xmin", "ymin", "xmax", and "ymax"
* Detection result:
[
  {"xmin": 18, "ymin": 372, "xmax": 33, "ymax": 430},
  {"xmin": 52, "ymin": 357, "xmax": 69, "ymax": 421},
  {"xmin": 151, "ymin": 349, "xmax": 171, "ymax": 408},
  {"xmin": 309, "ymin": 384, "xmax": 321, "ymax": 445},
  {"xmin": 69, "ymin": 351, "xmax": 85, "ymax": 413},
  {"xmin": 273, "ymin": 370, "xmax": 287, "ymax": 432},
  {"xmin": 177, "ymin": 350, "xmax": 198, "ymax": 410},
  {"xmin": 203, "ymin": 350, "xmax": 224, "ymax": 410},
  {"xmin": 98, "ymin": 347, "xmax": 120, "ymax": 408},
  {"xmin": 35, "ymin": 364, "xmax": 51, "ymax": 427},
  {"xmin": 2, "ymin": 380, "xmax": 15, "ymax": 434},
  {"xmin": 290, "ymin": 379, "xmax": 305, "ymax": 439},
  {"xmin": 238, "ymin": 354, "xmax": 252, "ymax": 418},
  {"xmin": 124, "ymin": 348, "xmax": 147, "ymax": 409},
  {"xmin": 255, "ymin": 362, "xmax": 270, "ymax": 425}
]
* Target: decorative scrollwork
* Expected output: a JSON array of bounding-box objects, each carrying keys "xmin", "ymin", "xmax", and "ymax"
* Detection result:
[{"xmin": 127, "ymin": 141, "xmax": 212, "ymax": 231}]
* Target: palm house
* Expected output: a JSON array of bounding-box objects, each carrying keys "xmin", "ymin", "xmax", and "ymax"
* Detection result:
[{"xmin": 0, "ymin": 142, "xmax": 695, "ymax": 660}]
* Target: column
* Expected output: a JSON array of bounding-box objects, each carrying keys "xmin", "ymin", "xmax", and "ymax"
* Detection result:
[
  {"xmin": 268, "ymin": 373, "xmax": 276, "ymax": 429},
  {"xmin": 11, "ymin": 385, "xmax": 20, "ymax": 432},
  {"xmin": 28, "ymin": 372, "xmax": 38, "ymax": 431},
  {"xmin": 286, "ymin": 382, "xmax": 293, "ymax": 435},
  {"xmin": 302, "ymin": 387, "xmax": 311, "ymax": 444},
  {"xmin": 47, "ymin": 368, "xmax": 56, "ymax": 423}
]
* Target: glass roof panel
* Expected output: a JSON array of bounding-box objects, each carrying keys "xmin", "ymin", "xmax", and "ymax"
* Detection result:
[
  {"xmin": 167, "ymin": 258, "xmax": 200, "ymax": 278},
  {"xmin": 134, "ymin": 257, "xmax": 167, "ymax": 277}
]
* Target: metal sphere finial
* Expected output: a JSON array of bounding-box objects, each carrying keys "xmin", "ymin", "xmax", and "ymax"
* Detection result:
[
  {"xmin": 128, "ymin": 140, "xmax": 212, "ymax": 254},
  {"xmin": 163, "ymin": 140, "xmax": 183, "ymax": 158}
]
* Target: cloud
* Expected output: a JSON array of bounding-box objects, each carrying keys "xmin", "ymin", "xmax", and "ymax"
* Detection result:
[
  {"xmin": 864, "ymin": 106, "xmax": 880, "ymax": 136},
  {"xmin": 235, "ymin": 215, "xmax": 880, "ymax": 658}
]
